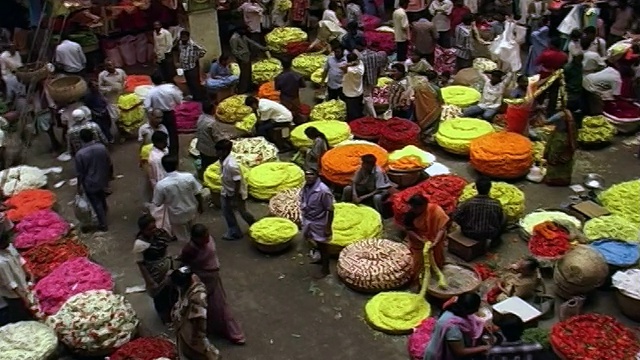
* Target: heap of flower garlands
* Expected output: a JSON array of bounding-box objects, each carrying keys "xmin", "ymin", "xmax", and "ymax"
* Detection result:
[
  {"xmin": 291, "ymin": 120, "xmax": 352, "ymax": 148},
  {"xmin": 22, "ymin": 237, "xmax": 89, "ymax": 281},
  {"xmin": 528, "ymin": 221, "xmax": 571, "ymax": 260},
  {"xmin": 13, "ymin": 209, "xmax": 69, "ymax": 250},
  {"xmin": 0, "ymin": 321, "xmax": 58, "ymax": 360},
  {"xmin": 265, "ymin": 27, "xmax": 308, "ymax": 52},
  {"xmin": 292, "ymin": 53, "xmax": 327, "ymax": 77},
  {"xmin": 4, "ymin": 189, "xmax": 56, "ymax": 222},
  {"xmin": 321, "ymin": 143, "xmax": 388, "ymax": 186},
  {"xmin": 458, "ymin": 182, "xmax": 526, "ymax": 221},
  {"xmin": 391, "ymin": 175, "xmax": 468, "ymax": 224},
  {"xmin": 469, "ymin": 132, "xmax": 533, "ymax": 179},
  {"xmin": 598, "ymin": 179, "xmax": 640, "ymax": 226},
  {"xmin": 215, "ymin": 95, "xmax": 253, "ymax": 124},
  {"xmin": 109, "ymin": 337, "xmax": 177, "ymax": 360},
  {"xmin": 378, "ymin": 118, "xmax": 421, "ymax": 151},
  {"xmin": 0, "ymin": 165, "xmax": 48, "ymax": 196},
  {"xmin": 310, "ymin": 99, "xmax": 346, "ymax": 121}
]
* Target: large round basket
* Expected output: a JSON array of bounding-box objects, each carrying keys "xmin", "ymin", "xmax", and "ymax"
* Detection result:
[
  {"xmin": 250, "ymin": 237, "xmax": 293, "ymax": 254},
  {"xmin": 387, "ymin": 168, "xmax": 424, "ymax": 188},
  {"xmin": 553, "ymin": 245, "xmax": 608, "ymax": 299},
  {"xmin": 47, "ymin": 76, "xmax": 88, "ymax": 105},
  {"xmin": 427, "ymin": 263, "xmax": 481, "ymax": 300},
  {"xmin": 15, "ymin": 61, "xmax": 49, "ymax": 83},
  {"xmin": 518, "ymin": 207, "xmax": 586, "ymax": 241},
  {"xmin": 615, "ymin": 290, "xmax": 640, "ymax": 322}
]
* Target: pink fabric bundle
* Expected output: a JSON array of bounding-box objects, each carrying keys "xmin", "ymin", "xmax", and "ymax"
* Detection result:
[
  {"xmin": 362, "ymin": 15, "xmax": 382, "ymax": 31},
  {"xmin": 407, "ymin": 317, "xmax": 437, "ymax": 360},
  {"xmin": 174, "ymin": 101, "xmax": 202, "ymax": 133},
  {"xmin": 364, "ymin": 31, "xmax": 395, "ymax": 54},
  {"xmin": 14, "ymin": 210, "xmax": 70, "ymax": 250},
  {"xmin": 34, "ymin": 258, "xmax": 114, "ymax": 315}
]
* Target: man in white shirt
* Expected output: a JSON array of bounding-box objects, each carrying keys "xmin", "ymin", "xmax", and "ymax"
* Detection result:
[
  {"xmin": 244, "ymin": 96, "xmax": 292, "ymax": 144},
  {"xmin": 340, "ymin": 53, "xmax": 365, "ymax": 121},
  {"xmin": 214, "ymin": 139, "xmax": 256, "ymax": 240},
  {"xmin": 54, "ymin": 38, "xmax": 86, "ymax": 74},
  {"xmin": 144, "ymin": 74, "xmax": 183, "ymax": 155},
  {"xmin": 583, "ymin": 64, "xmax": 622, "ymax": 115},
  {"xmin": 153, "ymin": 155, "xmax": 204, "ymax": 242},
  {"xmin": 146, "ymin": 131, "xmax": 171, "ymax": 232},
  {"xmin": 462, "ymin": 70, "xmax": 513, "ymax": 121},
  {"xmin": 429, "ymin": 0, "xmax": 453, "ymax": 47},
  {"xmin": 0, "ymin": 43, "xmax": 22, "ymax": 83},
  {"xmin": 238, "ymin": 0, "xmax": 264, "ymax": 43},
  {"xmin": 0, "ymin": 231, "xmax": 31, "ymax": 325},
  {"xmin": 153, "ymin": 21, "xmax": 176, "ymax": 83},
  {"xmin": 393, "ymin": 0, "xmax": 410, "ymax": 62}
]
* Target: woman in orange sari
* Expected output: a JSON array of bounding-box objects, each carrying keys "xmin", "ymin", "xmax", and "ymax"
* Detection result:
[{"xmin": 402, "ymin": 194, "xmax": 450, "ymax": 284}]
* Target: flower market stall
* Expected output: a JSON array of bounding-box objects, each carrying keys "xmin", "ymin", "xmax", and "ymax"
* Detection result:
[
  {"xmin": 22, "ymin": 236, "xmax": 89, "ymax": 281},
  {"xmin": 458, "ymin": 182, "xmax": 526, "ymax": 222},
  {"xmin": 441, "ymin": 86, "xmax": 481, "ymax": 107},
  {"xmin": 309, "ymin": 100, "xmax": 346, "ymax": 122},
  {"xmin": 330, "ymin": 203, "xmax": 382, "ymax": 249},
  {"xmin": 435, "ymin": 118, "xmax": 495, "ymax": 155},
  {"xmin": 292, "ymin": 53, "xmax": 327, "ymax": 78},
  {"xmin": 290, "ymin": 120, "xmax": 352, "ymax": 148},
  {"xmin": 265, "ymin": 27, "xmax": 308, "ymax": 53},
  {"xmin": 109, "ymin": 337, "xmax": 177, "ymax": 360},
  {"xmin": 469, "ymin": 132, "xmax": 533, "ymax": 179},
  {"xmin": 598, "ymin": 179, "xmax": 640, "ymax": 226},
  {"xmin": 247, "ymin": 162, "xmax": 305, "ymax": 200},
  {"xmin": 321, "ymin": 143, "xmax": 388, "ymax": 186},
  {"xmin": 377, "ymin": 118, "xmax": 421, "ymax": 152},
  {"xmin": 13, "ymin": 209, "xmax": 69, "ymax": 250},
  {"xmin": 4, "ymin": 190, "xmax": 57, "ymax": 223},
  {"xmin": 249, "ymin": 217, "xmax": 298, "ymax": 253},
  {"xmin": 216, "ymin": 95, "xmax": 253, "ymax": 124},
  {"xmin": 0, "ymin": 166, "xmax": 48, "ymax": 196},
  {"xmin": 0, "ymin": 321, "xmax": 58, "ymax": 360},
  {"xmin": 583, "ymin": 215, "xmax": 638, "ymax": 242},
  {"xmin": 268, "ymin": 188, "xmax": 302, "ymax": 225}
]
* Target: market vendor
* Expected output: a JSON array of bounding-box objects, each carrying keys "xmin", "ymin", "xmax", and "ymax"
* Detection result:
[
  {"xmin": 452, "ymin": 177, "xmax": 505, "ymax": 248},
  {"xmin": 275, "ymin": 58, "xmax": 306, "ymax": 124},
  {"xmin": 487, "ymin": 257, "xmax": 541, "ymax": 303},
  {"xmin": 144, "ymin": 73, "xmax": 184, "ymax": 155},
  {"xmin": 244, "ymin": 95, "xmax": 293, "ymax": 149},
  {"xmin": 97, "ymin": 59, "xmax": 126, "ymax": 131},
  {"xmin": 54, "ymin": 36, "xmax": 86, "ymax": 75},
  {"xmin": 341, "ymin": 154, "xmax": 394, "ymax": 214},
  {"xmin": 205, "ymin": 54, "xmax": 239, "ymax": 91},
  {"xmin": 462, "ymin": 70, "xmax": 513, "ymax": 121},
  {"xmin": 0, "ymin": 231, "xmax": 32, "ymax": 326},
  {"xmin": 582, "ymin": 60, "xmax": 622, "ymax": 116}
]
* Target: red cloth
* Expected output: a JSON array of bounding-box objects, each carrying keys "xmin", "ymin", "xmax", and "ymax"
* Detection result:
[
  {"xmin": 535, "ymin": 49, "xmax": 568, "ymax": 78},
  {"xmin": 449, "ymin": 6, "xmax": 471, "ymax": 35},
  {"xmin": 505, "ymin": 104, "xmax": 531, "ymax": 134}
]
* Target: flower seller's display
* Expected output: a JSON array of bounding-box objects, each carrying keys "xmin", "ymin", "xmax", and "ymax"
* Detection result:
[
  {"xmin": 232, "ymin": 137, "xmax": 279, "ymax": 167},
  {"xmin": 0, "ymin": 165, "xmax": 47, "ymax": 196},
  {"xmin": 472, "ymin": 58, "xmax": 497, "ymax": 72},
  {"xmin": 311, "ymin": 68, "xmax": 325, "ymax": 85},
  {"xmin": 258, "ymin": 81, "xmax": 280, "ymax": 101},
  {"xmin": 372, "ymin": 86, "xmax": 390, "ymax": 108},
  {"xmin": 528, "ymin": 222, "xmax": 571, "ymax": 259},
  {"xmin": 252, "ymin": 58, "xmax": 283, "ymax": 84},
  {"xmin": 440, "ymin": 104, "xmax": 463, "ymax": 121},
  {"xmin": 310, "ymin": 99, "xmax": 346, "ymax": 121},
  {"xmin": 519, "ymin": 210, "xmax": 582, "ymax": 235},
  {"xmin": 598, "ymin": 179, "xmax": 640, "ymax": 226},
  {"xmin": 435, "ymin": 118, "xmax": 495, "ymax": 155},
  {"xmin": 321, "ymin": 143, "xmax": 388, "ymax": 186},
  {"xmin": 378, "ymin": 118, "xmax": 421, "ymax": 151},
  {"xmin": 34, "ymin": 258, "xmax": 114, "ymax": 315},
  {"xmin": 470, "ymin": 132, "xmax": 533, "ymax": 179},
  {"xmin": 361, "ymin": 14, "xmax": 382, "ymax": 30},
  {"xmin": 458, "ymin": 182, "xmax": 525, "ymax": 221},
  {"xmin": 388, "ymin": 145, "xmax": 436, "ymax": 165},
  {"xmin": 235, "ymin": 113, "xmax": 257, "ymax": 133},
  {"xmin": 4, "ymin": 189, "xmax": 56, "ymax": 222},
  {"xmin": 284, "ymin": 41, "xmax": 310, "ymax": 57},
  {"xmin": 407, "ymin": 317, "xmax": 438, "ymax": 360},
  {"xmin": 22, "ymin": 237, "xmax": 89, "ymax": 281},
  {"xmin": 388, "ymin": 156, "xmax": 429, "ymax": 171},
  {"xmin": 13, "ymin": 209, "xmax": 69, "ymax": 250},
  {"xmin": 377, "ymin": 77, "xmax": 393, "ymax": 87},
  {"xmin": 247, "ymin": 162, "xmax": 304, "ymax": 200},
  {"xmin": 577, "ymin": 115, "xmax": 616, "ymax": 144},
  {"xmin": 0, "ymin": 321, "xmax": 58, "ymax": 360},
  {"xmin": 291, "ymin": 120, "xmax": 351, "ymax": 148},
  {"xmin": 292, "ymin": 53, "xmax": 327, "ymax": 77},
  {"xmin": 349, "ymin": 116, "xmax": 385, "ymax": 140},
  {"xmin": 391, "ymin": 175, "xmax": 468, "ymax": 224},
  {"xmin": 265, "ymin": 27, "xmax": 308, "ymax": 52},
  {"xmin": 215, "ymin": 95, "xmax": 253, "ymax": 124},
  {"xmin": 583, "ymin": 215, "xmax": 638, "ymax": 242},
  {"xmin": 337, "ymin": 238, "xmax": 413, "ymax": 292},
  {"xmin": 47, "ymin": 290, "xmax": 138, "ymax": 354},
  {"xmin": 203, "ymin": 162, "xmax": 250, "ymax": 192},
  {"xmin": 117, "ymin": 93, "xmax": 145, "ymax": 133},
  {"xmin": 363, "ymin": 31, "xmax": 395, "ymax": 53},
  {"xmin": 268, "ymin": 188, "xmax": 301, "ymax": 224},
  {"xmin": 249, "ymin": 217, "xmax": 298, "ymax": 245},
  {"xmin": 331, "ymin": 203, "xmax": 382, "ymax": 247},
  {"xmin": 109, "ymin": 337, "xmax": 177, "ymax": 360},
  {"xmin": 441, "ymin": 86, "xmax": 481, "ymax": 107},
  {"xmin": 550, "ymin": 314, "xmax": 639, "ymax": 360}
]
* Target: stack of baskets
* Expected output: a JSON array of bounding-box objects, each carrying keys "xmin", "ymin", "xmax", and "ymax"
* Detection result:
[{"xmin": 15, "ymin": 62, "xmax": 49, "ymax": 84}]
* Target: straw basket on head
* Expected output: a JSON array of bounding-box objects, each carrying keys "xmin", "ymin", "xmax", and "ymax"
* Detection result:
[
  {"xmin": 15, "ymin": 61, "xmax": 49, "ymax": 84},
  {"xmin": 47, "ymin": 76, "xmax": 87, "ymax": 105},
  {"xmin": 553, "ymin": 245, "xmax": 608, "ymax": 299}
]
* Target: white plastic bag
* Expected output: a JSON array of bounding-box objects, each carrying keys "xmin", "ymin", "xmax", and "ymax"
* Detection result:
[
  {"xmin": 558, "ymin": 6, "xmax": 580, "ymax": 35},
  {"xmin": 74, "ymin": 194, "xmax": 96, "ymax": 227},
  {"xmin": 490, "ymin": 21, "xmax": 522, "ymax": 72}
]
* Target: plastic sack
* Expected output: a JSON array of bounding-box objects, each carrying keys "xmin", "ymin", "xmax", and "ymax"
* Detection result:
[
  {"xmin": 590, "ymin": 239, "xmax": 640, "ymax": 267},
  {"xmin": 489, "ymin": 21, "xmax": 521, "ymax": 72},
  {"xmin": 74, "ymin": 194, "xmax": 95, "ymax": 227},
  {"xmin": 557, "ymin": 6, "xmax": 580, "ymax": 35}
]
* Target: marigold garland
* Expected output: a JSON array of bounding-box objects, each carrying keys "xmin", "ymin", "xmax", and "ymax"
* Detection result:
[
  {"xmin": 4, "ymin": 189, "xmax": 56, "ymax": 222},
  {"xmin": 331, "ymin": 203, "xmax": 382, "ymax": 247},
  {"xmin": 249, "ymin": 217, "xmax": 298, "ymax": 245},
  {"xmin": 22, "ymin": 237, "xmax": 89, "ymax": 281},
  {"xmin": 109, "ymin": 337, "xmax": 177, "ymax": 360},
  {"xmin": 349, "ymin": 116, "xmax": 385, "ymax": 139},
  {"xmin": 391, "ymin": 175, "xmax": 468, "ymax": 224},
  {"xmin": 435, "ymin": 118, "xmax": 495, "ymax": 155},
  {"xmin": 388, "ymin": 156, "xmax": 427, "ymax": 171},
  {"xmin": 378, "ymin": 118, "xmax": 421, "ymax": 151},
  {"xmin": 258, "ymin": 81, "xmax": 281, "ymax": 101},
  {"xmin": 290, "ymin": 120, "xmax": 352, "ymax": 148},
  {"xmin": 458, "ymin": 182, "xmax": 525, "ymax": 221},
  {"xmin": 247, "ymin": 162, "xmax": 304, "ymax": 200},
  {"xmin": 469, "ymin": 132, "xmax": 533, "ymax": 179},
  {"xmin": 321, "ymin": 143, "xmax": 388, "ymax": 186}
]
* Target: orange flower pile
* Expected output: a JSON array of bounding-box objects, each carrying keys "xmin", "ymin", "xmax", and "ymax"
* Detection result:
[
  {"xmin": 388, "ymin": 156, "xmax": 425, "ymax": 171},
  {"xmin": 4, "ymin": 189, "xmax": 56, "ymax": 222},
  {"xmin": 321, "ymin": 143, "xmax": 388, "ymax": 186},
  {"xmin": 258, "ymin": 81, "xmax": 281, "ymax": 101},
  {"xmin": 469, "ymin": 132, "xmax": 533, "ymax": 179},
  {"xmin": 124, "ymin": 75, "xmax": 152, "ymax": 93}
]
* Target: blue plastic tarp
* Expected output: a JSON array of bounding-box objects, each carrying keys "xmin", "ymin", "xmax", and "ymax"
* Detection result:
[{"xmin": 590, "ymin": 239, "xmax": 640, "ymax": 267}]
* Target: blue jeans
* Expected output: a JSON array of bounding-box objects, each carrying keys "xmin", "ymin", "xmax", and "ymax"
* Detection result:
[
  {"xmin": 221, "ymin": 195, "xmax": 256, "ymax": 239},
  {"xmin": 462, "ymin": 105, "xmax": 498, "ymax": 121}
]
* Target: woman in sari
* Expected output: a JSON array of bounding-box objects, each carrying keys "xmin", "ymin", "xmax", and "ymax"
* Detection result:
[
  {"xmin": 414, "ymin": 71, "xmax": 443, "ymax": 138},
  {"xmin": 423, "ymin": 292, "xmax": 490, "ymax": 360},
  {"xmin": 543, "ymin": 109, "xmax": 577, "ymax": 186},
  {"xmin": 179, "ymin": 224, "xmax": 246, "ymax": 344},
  {"xmin": 402, "ymin": 194, "xmax": 450, "ymax": 284},
  {"xmin": 133, "ymin": 214, "xmax": 176, "ymax": 324},
  {"xmin": 304, "ymin": 126, "xmax": 329, "ymax": 171},
  {"xmin": 170, "ymin": 267, "xmax": 221, "ymax": 360},
  {"xmin": 97, "ymin": 59, "xmax": 126, "ymax": 130}
]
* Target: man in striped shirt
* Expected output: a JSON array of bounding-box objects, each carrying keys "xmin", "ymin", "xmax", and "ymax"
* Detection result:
[
  {"xmin": 487, "ymin": 313, "xmax": 543, "ymax": 360},
  {"xmin": 452, "ymin": 177, "xmax": 504, "ymax": 247},
  {"xmin": 354, "ymin": 39, "xmax": 387, "ymax": 117}
]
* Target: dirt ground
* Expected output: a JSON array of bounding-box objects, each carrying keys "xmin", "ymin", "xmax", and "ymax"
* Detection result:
[{"xmin": 23, "ymin": 100, "xmax": 640, "ymax": 360}]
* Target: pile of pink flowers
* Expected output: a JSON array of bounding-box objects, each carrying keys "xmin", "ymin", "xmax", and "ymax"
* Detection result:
[
  {"xmin": 364, "ymin": 31, "xmax": 395, "ymax": 54},
  {"xmin": 14, "ymin": 210, "xmax": 70, "ymax": 250},
  {"xmin": 407, "ymin": 317, "xmax": 437, "ymax": 360}
]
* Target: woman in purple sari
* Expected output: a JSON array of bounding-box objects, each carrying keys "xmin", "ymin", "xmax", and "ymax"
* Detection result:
[{"xmin": 179, "ymin": 223, "xmax": 246, "ymax": 344}]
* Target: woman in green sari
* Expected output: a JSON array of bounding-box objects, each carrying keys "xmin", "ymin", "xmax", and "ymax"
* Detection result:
[{"xmin": 543, "ymin": 109, "xmax": 577, "ymax": 186}]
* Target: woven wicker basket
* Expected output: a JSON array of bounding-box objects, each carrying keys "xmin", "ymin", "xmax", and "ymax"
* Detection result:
[
  {"xmin": 47, "ymin": 76, "xmax": 87, "ymax": 105},
  {"xmin": 427, "ymin": 263, "xmax": 481, "ymax": 300},
  {"xmin": 15, "ymin": 61, "xmax": 48, "ymax": 83}
]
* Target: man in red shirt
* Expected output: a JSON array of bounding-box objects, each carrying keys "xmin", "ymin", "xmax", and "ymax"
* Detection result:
[
  {"xmin": 535, "ymin": 37, "xmax": 568, "ymax": 115},
  {"xmin": 449, "ymin": 0, "xmax": 471, "ymax": 36}
]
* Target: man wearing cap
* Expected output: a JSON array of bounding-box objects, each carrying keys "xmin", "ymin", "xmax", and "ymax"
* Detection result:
[
  {"xmin": 300, "ymin": 168, "xmax": 334, "ymax": 278},
  {"xmin": 66, "ymin": 108, "xmax": 108, "ymax": 156}
]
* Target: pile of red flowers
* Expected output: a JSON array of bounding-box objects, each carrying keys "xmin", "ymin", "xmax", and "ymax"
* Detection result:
[
  {"xmin": 391, "ymin": 175, "xmax": 468, "ymax": 224},
  {"xmin": 603, "ymin": 99, "xmax": 640, "ymax": 120},
  {"xmin": 378, "ymin": 118, "xmax": 421, "ymax": 151},
  {"xmin": 473, "ymin": 263, "xmax": 497, "ymax": 280},
  {"xmin": 364, "ymin": 31, "xmax": 395, "ymax": 54},
  {"xmin": 361, "ymin": 14, "xmax": 382, "ymax": 31},
  {"xmin": 551, "ymin": 314, "xmax": 640, "ymax": 360},
  {"xmin": 528, "ymin": 221, "xmax": 571, "ymax": 259},
  {"xmin": 349, "ymin": 117, "xmax": 385, "ymax": 139},
  {"xmin": 4, "ymin": 189, "xmax": 56, "ymax": 222},
  {"xmin": 22, "ymin": 237, "xmax": 89, "ymax": 281},
  {"xmin": 110, "ymin": 337, "xmax": 177, "ymax": 360},
  {"xmin": 285, "ymin": 41, "xmax": 311, "ymax": 57}
]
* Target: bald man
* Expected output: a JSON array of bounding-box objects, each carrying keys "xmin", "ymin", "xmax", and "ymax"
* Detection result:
[{"xmin": 138, "ymin": 109, "xmax": 169, "ymax": 145}]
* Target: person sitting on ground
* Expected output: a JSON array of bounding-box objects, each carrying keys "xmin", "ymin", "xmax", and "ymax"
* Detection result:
[
  {"xmin": 205, "ymin": 54, "xmax": 239, "ymax": 91},
  {"xmin": 462, "ymin": 69, "xmax": 513, "ymax": 121},
  {"xmin": 488, "ymin": 257, "xmax": 541, "ymax": 304},
  {"xmin": 582, "ymin": 59, "xmax": 622, "ymax": 116},
  {"xmin": 341, "ymin": 154, "xmax": 394, "ymax": 213},
  {"xmin": 452, "ymin": 177, "xmax": 505, "ymax": 247},
  {"xmin": 487, "ymin": 313, "xmax": 544, "ymax": 360},
  {"xmin": 510, "ymin": 75, "xmax": 529, "ymax": 99},
  {"xmin": 425, "ymin": 70, "xmax": 444, "ymax": 103},
  {"xmin": 244, "ymin": 95, "xmax": 293, "ymax": 146},
  {"xmin": 405, "ymin": 53, "xmax": 433, "ymax": 75}
]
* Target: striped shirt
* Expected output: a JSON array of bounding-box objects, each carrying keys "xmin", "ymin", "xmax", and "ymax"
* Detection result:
[
  {"xmin": 359, "ymin": 49, "xmax": 388, "ymax": 88},
  {"xmin": 454, "ymin": 24, "xmax": 472, "ymax": 60},
  {"xmin": 178, "ymin": 40, "xmax": 206, "ymax": 71},
  {"xmin": 486, "ymin": 340, "xmax": 544, "ymax": 360},
  {"xmin": 453, "ymin": 194, "xmax": 504, "ymax": 240}
]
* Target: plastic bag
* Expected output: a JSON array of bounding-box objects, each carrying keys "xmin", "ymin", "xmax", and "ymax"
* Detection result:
[
  {"xmin": 558, "ymin": 6, "xmax": 580, "ymax": 35},
  {"xmin": 490, "ymin": 21, "xmax": 521, "ymax": 72},
  {"xmin": 74, "ymin": 194, "xmax": 95, "ymax": 227}
]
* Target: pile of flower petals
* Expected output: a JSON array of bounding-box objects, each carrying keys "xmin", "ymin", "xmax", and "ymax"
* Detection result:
[
  {"xmin": 391, "ymin": 175, "xmax": 468, "ymax": 224},
  {"xmin": 4, "ymin": 189, "xmax": 56, "ymax": 222},
  {"xmin": 13, "ymin": 209, "xmax": 69, "ymax": 250},
  {"xmin": 22, "ymin": 237, "xmax": 89, "ymax": 281},
  {"xmin": 34, "ymin": 257, "xmax": 114, "ymax": 315}
]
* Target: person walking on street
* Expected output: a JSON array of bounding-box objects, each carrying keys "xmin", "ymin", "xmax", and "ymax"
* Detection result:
[
  {"xmin": 393, "ymin": 0, "xmax": 411, "ymax": 61},
  {"xmin": 322, "ymin": 43, "xmax": 347, "ymax": 101},
  {"xmin": 144, "ymin": 73, "xmax": 183, "ymax": 155},
  {"xmin": 411, "ymin": 17, "xmax": 439, "ymax": 65},
  {"xmin": 230, "ymin": 26, "xmax": 269, "ymax": 94},
  {"xmin": 178, "ymin": 31, "xmax": 206, "ymax": 101},
  {"xmin": 153, "ymin": 21, "xmax": 176, "ymax": 83}
]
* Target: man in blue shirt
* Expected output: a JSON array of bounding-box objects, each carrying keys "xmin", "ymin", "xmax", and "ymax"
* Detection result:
[{"xmin": 321, "ymin": 43, "xmax": 347, "ymax": 101}]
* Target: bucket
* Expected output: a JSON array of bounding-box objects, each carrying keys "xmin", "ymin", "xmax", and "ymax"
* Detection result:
[
  {"xmin": 119, "ymin": 35, "xmax": 137, "ymax": 66},
  {"xmin": 135, "ymin": 34, "xmax": 148, "ymax": 64},
  {"xmin": 506, "ymin": 103, "xmax": 531, "ymax": 134}
]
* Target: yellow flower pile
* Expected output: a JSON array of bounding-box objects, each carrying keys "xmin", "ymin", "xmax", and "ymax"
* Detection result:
[
  {"xmin": 331, "ymin": 203, "xmax": 382, "ymax": 247},
  {"xmin": 139, "ymin": 143, "xmax": 153, "ymax": 162},
  {"xmin": 249, "ymin": 217, "xmax": 298, "ymax": 245},
  {"xmin": 117, "ymin": 93, "xmax": 145, "ymax": 133},
  {"xmin": 310, "ymin": 100, "xmax": 346, "ymax": 121},
  {"xmin": 229, "ymin": 63, "xmax": 240, "ymax": 76},
  {"xmin": 236, "ymin": 113, "xmax": 257, "ymax": 133},
  {"xmin": 377, "ymin": 77, "xmax": 393, "ymax": 87},
  {"xmin": 292, "ymin": 53, "xmax": 327, "ymax": 77},
  {"xmin": 441, "ymin": 86, "xmax": 481, "ymax": 107},
  {"xmin": 583, "ymin": 215, "xmax": 639, "ymax": 242},
  {"xmin": 435, "ymin": 118, "xmax": 495, "ymax": 155},
  {"xmin": 311, "ymin": 68, "xmax": 325, "ymax": 85},
  {"xmin": 441, "ymin": 104, "xmax": 463, "ymax": 121},
  {"xmin": 598, "ymin": 179, "xmax": 640, "ymax": 226},
  {"xmin": 577, "ymin": 116, "xmax": 616, "ymax": 144},
  {"xmin": 265, "ymin": 27, "xmax": 308, "ymax": 52},
  {"xmin": 202, "ymin": 162, "xmax": 250, "ymax": 192},
  {"xmin": 252, "ymin": 58, "xmax": 283, "ymax": 84},
  {"xmin": 216, "ymin": 95, "xmax": 253, "ymax": 123},
  {"xmin": 459, "ymin": 182, "xmax": 526, "ymax": 222},
  {"xmin": 247, "ymin": 162, "xmax": 304, "ymax": 200},
  {"xmin": 291, "ymin": 120, "xmax": 351, "ymax": 148},
  {"xmin": 388, "ymin": 145, "xmax": 433, "ymax": 165},
  {"xmin": 232, "ymin": 137, "xmax": 279, "ymax": 167},
  {"xmin": 274, "ymin": 0, "xmax": 292, "ymax": 11},
  {"xmin": 532, "ymin": 141, "xmax": 546, "ymax": 163}
]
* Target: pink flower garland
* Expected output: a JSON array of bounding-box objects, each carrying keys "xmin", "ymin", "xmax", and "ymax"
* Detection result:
[
  {"xmin": 14, "ymin": 210, "xmax": 70, "ymax": 250},
  {"xmin": 34, "ymin": 258, "xmax": 114, "ymax": 315},
  {"xmin": 407, "ymin": 317, "xmax": 437, "ymax": 360}
]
